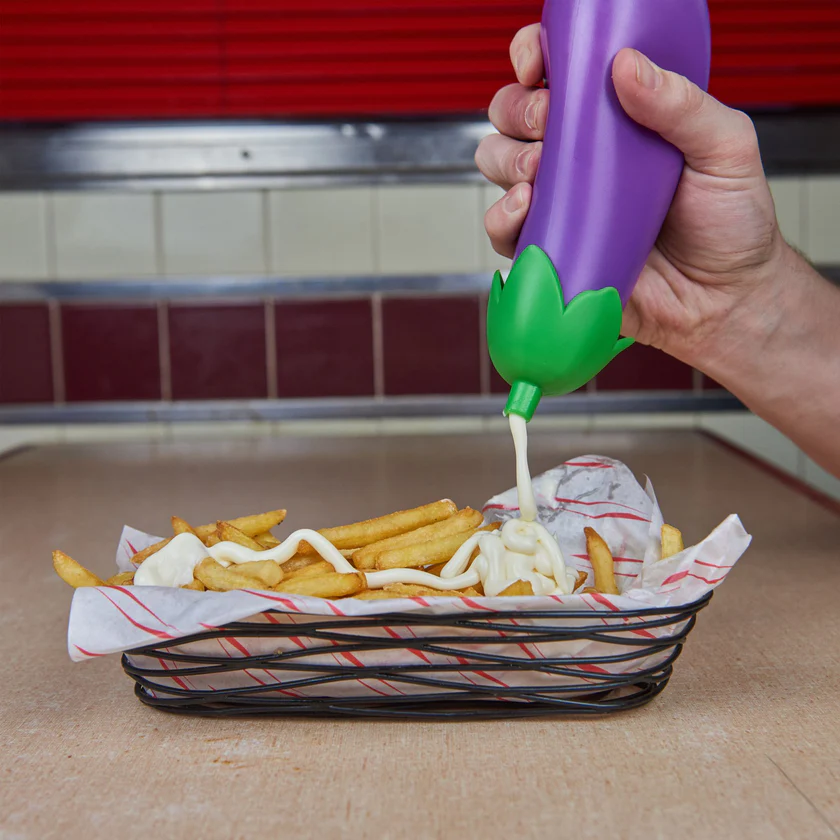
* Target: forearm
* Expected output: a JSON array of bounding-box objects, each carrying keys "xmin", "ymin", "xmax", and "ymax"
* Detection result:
[{"xmin": 704, "ymin": 245, "xmax": 840, "ymax": 478}]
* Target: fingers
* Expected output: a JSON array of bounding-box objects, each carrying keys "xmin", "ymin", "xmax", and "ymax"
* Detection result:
[
  {"xmin": 612, "ymin": 48, "xmax": 763, "ymax": 179},
  {"xmin": 488, "ymin": 83, "xmax": 549, "ymax": 141},
  {"xmin": 484, "ymin": 183, "xmax": 532, "ymax": 259},
  {"xmin": 475, "ymin": 134, "xmax": 542, "ymax": 191},
  {"xmin": 510, "ymin": 24, "xmax": 544, "ymax": 86}
]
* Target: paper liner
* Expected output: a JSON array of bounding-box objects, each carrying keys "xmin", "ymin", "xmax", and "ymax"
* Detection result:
[{"xmin": 67, "ymin": 455, "xmax": 751, "ymax": 699}]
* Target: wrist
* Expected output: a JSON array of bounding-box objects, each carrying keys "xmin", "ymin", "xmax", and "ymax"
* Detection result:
[{"xmin": 703, "ymin": 244, "xmax": 838, "ymax": 399}]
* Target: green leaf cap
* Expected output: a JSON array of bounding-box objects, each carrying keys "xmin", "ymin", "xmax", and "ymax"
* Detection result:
[{"xmin": 487, "ymin": 245, "xmax": 634, "ymax": 422}]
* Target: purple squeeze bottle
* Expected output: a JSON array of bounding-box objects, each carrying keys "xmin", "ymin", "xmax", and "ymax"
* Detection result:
[{"xmin": 487, "ymin": 0, "xmax": 712, "ymax": 421}]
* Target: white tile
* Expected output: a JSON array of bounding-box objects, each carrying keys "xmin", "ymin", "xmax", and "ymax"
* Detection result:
[
  {"xmin": 804, "ymin": 176, "xmax": 840, "ymax": 264},
  {"xmin": 480, "ymin": 183, "xmax": 513, "ymax": 274},
  {"xmin": 0, "ymin": 193, "xmax": 50, "ymax": 279},
  {"xmin": 803, "ymin": 458, "xmax": 840, "ymax": 502},
  {"xmin": 161, "ymin": 191, "xmax": 266, "ymax": 275},
  {"xmin": 376, "ymin": 185, "xmax": 482, "ymax": 274},
  {"xmin": 269, "ymin": 187, "xmax": 374, "ymax": 276},
  {"xmin": 767, "ymin": 178, "xmax": 803, "ymax": 249},
  {"xmin": 166, "ymin": 421, "xmax": 274, "ymax": 440},
  {"xmin": 60, "ymin": 423, "xmax": 168, "ymax": 443},
  {"xmin": 592, "ymin": 412, "xmax": 697, "ymax": 431},
  {"xmin": 701, "ymin": 412, "xmax": 800, "ymax": 476},
  {"xmin": 52, "ymin": 192, "xmax": 157, "ymax": 278},
  {"xmin": 274, "ymin": 419, "xmax": 382, "ymax": 437},
  {"xmin": 0, "ymin": 425, "xmax": 62, "ymax": 455}
]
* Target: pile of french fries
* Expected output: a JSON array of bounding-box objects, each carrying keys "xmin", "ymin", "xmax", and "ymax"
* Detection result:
[{"xmin": 52, "ymin": 500, "xmax": 685, "ymax": 600}]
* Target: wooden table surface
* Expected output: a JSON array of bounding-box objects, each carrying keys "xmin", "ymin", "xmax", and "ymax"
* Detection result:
[{"xmin": 2, "ymin": 430, "xmax": 839, "ymax": 840}]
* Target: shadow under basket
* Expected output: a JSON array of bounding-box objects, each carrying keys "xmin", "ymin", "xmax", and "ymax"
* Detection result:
[{"xmin": 122, "ymin": 593, "xmax": 713, "ymax": 719}]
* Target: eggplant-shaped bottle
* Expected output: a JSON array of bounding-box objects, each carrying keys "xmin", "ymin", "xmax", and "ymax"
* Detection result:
[{"xmin": 487, "ymin": 0, "xmax": 712, "ymax": 421}]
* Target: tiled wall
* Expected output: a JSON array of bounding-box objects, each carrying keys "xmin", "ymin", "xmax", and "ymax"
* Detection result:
[
  {"xmin": 1, "ymin": 178, "xmax": 838, "ymax": 282},
  {"xmin": 1, "ymin": 176, "xmax": 836, "ymax": 405},
  {"xmin": 0, "ymin": 297, "xmax": 713, "ymax": 404}
]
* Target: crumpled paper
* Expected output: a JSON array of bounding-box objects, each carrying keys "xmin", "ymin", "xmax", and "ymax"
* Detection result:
[{"xmin": 67, "ymin": 455, "xmax": 751, "ymax": 673}]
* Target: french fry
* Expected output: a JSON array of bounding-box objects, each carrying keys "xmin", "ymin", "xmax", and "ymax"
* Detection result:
[
  {"xmin": 574, "ymin": 570, "xmax": 588, "ymax": 593},
  {"xmin": 194, "ymin": 510, "xmax": 287, "ymax": 541},
  {"xmin": 230, "ymin": 559, "xmax": 284, "ymax": 588},
  {"xmin": 276, "ymin": 572, "xmax": 365, "ymax": 599},
  {"xmin": 298, "ymin": 500, "xmax": 458, "ymax": 555},
  {"xmin": 130, "ymin": 538, "xmax": 171, "ymax": 566},
  {"xmin": 582, "ymin": 587, "xmax": 598, "ymax": 595},
  {"xmin": 284, "ymin": 560, "xmax": 334, "ymax": 580},
  {"xmin": 374, "ymin": 527, "xmax": 479, "ymax": 571},
  {"xmin": 195, "ymin": 558, "xmax": 270, "ymax": 592},
  {"xmin": 52, "ymin": 551, "xmax": 105, "ymax": 588},
  {"xmin": 105, "ymin": 571, "xmax": 135, "ymax": 586},
  {"xmin": 351, "ymin": 507, "xmax": 483, "ymax": 570},
  {"xmin": 216, "ymin": 521, "xmax": 264, "ymax": 551},
  {"xmin": 661, "ymin": 524, "xmax": 685, "ymax": 560},
  {"xmin": 584, "ymin": 528, "xmax": 620, "ymax": 595},
  {"xmin": 254, "ymin": 532, "xmax": 280, "ymax": 549},
  {"xmin": 498, "ymin": 579, "xmax": 534, "ymax": 597},
  {"xmin": 355, "ymin": 583, "xmax": 479, "ymax": 599},
  {"xmin": 182, "ymin": 579, "xmax": 206, "ymax": 591},
  {"xmin": 171, "ymin": 516, "xmax": 196, "ymax": 536},
  {"xmin": 281, "ymin": 554, "xmax": 325, "ymax": 575},
  {"xmin": 426, "ymin": 562, "xmax": 447, "ymax": 576},
  {"xmin": 204, "ymin": 533, "xmax": 220, "ymax": 547}
]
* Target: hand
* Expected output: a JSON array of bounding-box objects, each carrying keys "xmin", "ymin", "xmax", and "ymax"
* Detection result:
[{"xmin": 475, "ymin": 24, "xmax": 792, "ymax": 375}]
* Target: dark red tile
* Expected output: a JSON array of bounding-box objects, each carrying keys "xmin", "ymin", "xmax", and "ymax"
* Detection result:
[
  {"xmin": 595, "ymin": 342, "xmax": 693, "ymax": 391},
  {"xmin": 62, "ymin": 305, "xmax": 160, "ymax": 402},
  {"xmin": 169, "ymin": 304, "xmax": 267, "ymax": 400},
  {"xmin": 383, "ymin": 296, "xmax": 481, "ymax": 395},
  {"xmin": 490, "ymin": 365, "xmax": 509, "ymax": 395},
  {"xmin": 703, "ymin": 375, "xmax": 727, "ymax": 391},
  {"xmin": 0, "ymin": 304, "xmax": 53, "ymax": 404},
  {"xmin": 275, "ymin": 299, "xmax": 374, "ymax": 398}
]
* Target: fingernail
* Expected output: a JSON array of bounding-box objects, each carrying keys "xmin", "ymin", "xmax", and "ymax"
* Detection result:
[
  {"xmin": 504, "ymin": 187, "xmax": 524, "ymax": 214},
  {"xmin": 515, "ymin": 146, "xmax": 533, "ymax": 177},
  {"xmin": 634, "ymin": 51, "xmax": 662, "ymax": 90},
  {"xmin": 525, "ymin": 98, "xmax": 542, "ymax": 131}
]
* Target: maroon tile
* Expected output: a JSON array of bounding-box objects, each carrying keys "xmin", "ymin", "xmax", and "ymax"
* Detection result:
[
  {"xmin": 595, "ymin": 342, "xmax": 693, "ymax": 391},
  {"xmin": 275, "ymin": 299, "xmax": 374, "ymax": 398},
  {"xmin": 703, "ymin": 375, "xmax": 727, "ymax": 391},
  {"xmin": 169, "ymin": 304, "xmax": 267, "ymax": 400},
  {"xmin": 490, "ymin": 365, "xmax": 509, "ymax": 395},
  {"xmin": 62, "ymin": 305, "xmax": 160, "ymax": 402},
  {"xmin": 383, "ymin": 296, "xmax": 481, "ymax": 395},
  {"xmin": 0, "ymin": 304, "xmax": 53, "ymax": 404}
]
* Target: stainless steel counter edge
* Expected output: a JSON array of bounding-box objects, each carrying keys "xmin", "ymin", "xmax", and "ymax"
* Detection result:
[
  {"xmin": 0, "ymin": 393, "xmax": 741, "ymax": 424},
  {"xmin": 1, "ymin": 111, "xmax": 838, "ymax": 192}
]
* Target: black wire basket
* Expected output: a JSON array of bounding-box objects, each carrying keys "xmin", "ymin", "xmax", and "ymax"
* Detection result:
[{"xmin": 121, "ymin": 592, "xmax": 712, "ymax": 719}]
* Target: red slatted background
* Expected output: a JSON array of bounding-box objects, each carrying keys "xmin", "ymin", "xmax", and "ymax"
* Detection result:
[{"xmin": 1, "ymin": 0, "xmax": 839, "ymax": 120}]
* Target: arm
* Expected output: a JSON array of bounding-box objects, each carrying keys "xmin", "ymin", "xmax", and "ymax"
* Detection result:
[{"xmin": 475, "ymin": 27, "xmax": 840, "ymax": 478}]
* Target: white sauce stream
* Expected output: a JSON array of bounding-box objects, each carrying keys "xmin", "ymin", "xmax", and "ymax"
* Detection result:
[{"xmin": 134, "ymin": 414, "xmax": 577, "ymax": 596}]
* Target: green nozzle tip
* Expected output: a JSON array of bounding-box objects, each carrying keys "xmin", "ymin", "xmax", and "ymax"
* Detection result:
[{"xmin": 504, "ymin": 380, "xmax": 542, "ymax": 422}]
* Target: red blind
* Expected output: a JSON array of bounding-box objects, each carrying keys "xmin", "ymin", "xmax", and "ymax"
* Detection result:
[{"xmin": 1, "ymin": 0, "xmax": 839, "ymax": 120}]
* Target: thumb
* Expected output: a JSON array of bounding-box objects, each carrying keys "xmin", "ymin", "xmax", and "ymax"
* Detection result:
[{"xmin": 612, "ymin": 48, "xmax": 763, "ymax": 179}]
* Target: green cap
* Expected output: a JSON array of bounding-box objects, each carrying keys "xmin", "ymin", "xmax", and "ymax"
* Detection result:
[{"xmin": 487, "ymin": 245, "xmax": 634, "ymax": 422}]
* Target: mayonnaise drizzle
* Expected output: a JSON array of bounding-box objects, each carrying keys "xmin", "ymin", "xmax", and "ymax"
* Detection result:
[{"xmin": 133, "ymin": 415, "xmax": 576, "ymax": 596}]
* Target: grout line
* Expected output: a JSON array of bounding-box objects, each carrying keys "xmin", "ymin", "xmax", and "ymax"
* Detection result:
[
  {"xmin": 262, "ymin": 189, "xmax": 273, "ymax": 274},
  {"xmin": 153, "ymin": 192, "xmax": 166, "ymax": 276},
  {"xmin": 371, "ymin": 293, "xmax": 385, "ymax": 399},
  {"xmin": 264, "ymin": 298, "xmax": 278, "ymax": 399},
  {"xmin": 157, "ymin": 300, "xmax": 172, "ymax": 401},
  {"xmin": 44, "ymin": 192, "xmax": 58, "ymax": 279},
  {"xmin": 478, "ymin": 293, "xmax": 490, "ymax": 395},
  {"xmin": 47, "ymin": 299, "xmax": 65, "ymax": 403}
]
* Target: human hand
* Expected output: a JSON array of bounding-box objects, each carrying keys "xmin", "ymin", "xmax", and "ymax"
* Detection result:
[{"xmin": 475, "ymin": 24, "xmax": 792, "ymax": 374}]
